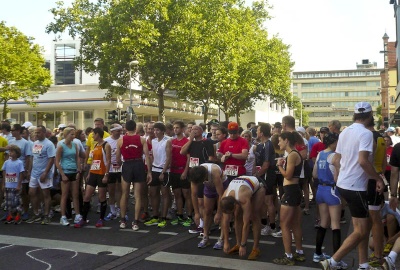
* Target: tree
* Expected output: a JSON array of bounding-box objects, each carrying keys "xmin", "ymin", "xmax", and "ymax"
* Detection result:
[
  {"xmin": 47, "ymin": 0, "xmax": 192, "ymax": 122},
  {"xmin": 173, "ymin": 0, "xmax": 293, "ymax": 125},
  {"xmin": 0, "ymin": 21, "xmax": 52, "ymax": 118},
  {"xmin": 293, "ymin": 96, "xmax": 309, "ymax": 127}
]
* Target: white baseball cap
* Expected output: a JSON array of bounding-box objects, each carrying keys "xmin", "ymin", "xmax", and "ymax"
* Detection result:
[{"xmin": 22, "ymin": 122, "xmax": 33, "ymax": 128}]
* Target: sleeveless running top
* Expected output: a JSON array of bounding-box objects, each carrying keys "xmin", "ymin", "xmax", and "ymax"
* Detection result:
[
  {"xmin": 225, "ymin": 176, "xmax": 260, "ymax": 200},
  {"xmin": 317, "ymin": 150, "xmax": 335, "ymax": 185},
  {"xmin": 284, "ymin": 150, "xmax": 302, "ymax": 178},
  {"xmin": 121, "ymin": 134, "xmax": 143, "ymax": 160},
  {"xmin": 90, "ymin": 142, "xmax": 107, "ymax": 175}
]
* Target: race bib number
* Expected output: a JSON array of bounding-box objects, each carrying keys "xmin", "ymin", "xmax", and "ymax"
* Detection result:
[
  {"xmin": 225, "ymin": 165, "xmax": 239, "ymax": 176},
  {"xmin": 112, "ymin": 164, "xmax": 121, "ymax": 173},
  {"xmin": 33, "ymin": 144, "xmax": 43, "ymax": 154},
  {"xmin": 189, "ymin": 157, "xmax": 199, "ymax": 168},
  {"xmin": 5, "ymin": 173, "xmax": 17, "ymax": 183},
  {"xmin": 91, "ymin": 160, "xmax": 101, "ymax": 171}
]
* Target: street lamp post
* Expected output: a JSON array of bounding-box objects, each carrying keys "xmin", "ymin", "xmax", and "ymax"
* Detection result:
[{"xmin": 129, "ymin": 60, "xmax": 139, "ymax": 120}]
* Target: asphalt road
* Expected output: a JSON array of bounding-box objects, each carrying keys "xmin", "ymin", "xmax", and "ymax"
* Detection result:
[{"xmin": 0, "ymin": 198, "xmax": 354, "ymax": 270}]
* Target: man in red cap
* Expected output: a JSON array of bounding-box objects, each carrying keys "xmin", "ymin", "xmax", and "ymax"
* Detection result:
[{"xmin": 217, "ymin": 122, "xmax": 249, "ymax": 182}]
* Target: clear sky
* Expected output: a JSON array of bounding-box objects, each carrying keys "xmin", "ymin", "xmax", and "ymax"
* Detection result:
[{"xmin": 0, "ymin": 0, "xmax": 397, "ymax": 72}]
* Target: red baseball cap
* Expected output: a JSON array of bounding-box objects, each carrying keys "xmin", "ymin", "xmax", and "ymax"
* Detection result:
[{"xmin": 228, "ymin": 122, "xmax": 239, "ymax": 131}]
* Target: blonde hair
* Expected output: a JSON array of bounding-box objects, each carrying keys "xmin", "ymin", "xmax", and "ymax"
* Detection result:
[{"xmin": 62, "ymin": 127, "xmax": 75, "ymax": 139}]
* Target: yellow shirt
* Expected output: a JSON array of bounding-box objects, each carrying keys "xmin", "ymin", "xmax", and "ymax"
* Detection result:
[
  {"xmin": 374, "ymin": 136, "xmax": 386, "ymax": 174},
  {"xmin": 0, "ymin": 136, "xmax": 8, "ymax": 169},
  {"xmin": 86, "ymin": 131, "xmax": 110, "ymax": 164}
]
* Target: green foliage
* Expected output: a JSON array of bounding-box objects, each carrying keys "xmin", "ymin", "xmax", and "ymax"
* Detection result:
[
  {"xmin": 47, "ymin": 0, "xmax": 293, "ymax": 122},
  {"xmin": 293, "ymin": 96, "xmax": 309, "ymax": 126},
  {"xmin": 0, "ymin": 21, "xmax": 52, "ymax": 118}
]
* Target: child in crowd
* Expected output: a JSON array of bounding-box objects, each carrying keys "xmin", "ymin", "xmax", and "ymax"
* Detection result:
[{"xmin": 1, "ymin": 145, "xmax": 25, "ymax": 224}]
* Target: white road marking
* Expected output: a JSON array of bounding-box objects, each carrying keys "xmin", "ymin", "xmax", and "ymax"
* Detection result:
[
  {"xmin": 0, "ymin": 235, "xmax": 136, "ymax": 256},
  {"xmin": 158, "ymin": 232, "xmax": 178, "ymax": 236},
  {"xmin": 146, "ymin": 251, "xmax": 320, "ymax": 270},
  {"xmin": 26, "ymin": 248, "xmax": 78, "ymax": 270},
  {"xmin": 0, "ymin": 244, "xmax": 13, "ymax": 250},
  {"xmin": 49, "ymin": 222, "xmax": 112, "ymax": 229}
]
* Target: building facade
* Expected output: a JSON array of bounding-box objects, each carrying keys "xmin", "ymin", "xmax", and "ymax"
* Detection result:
[{"xmin": 293, "ymin": 60, "xmax": 382, "ymax": 129}]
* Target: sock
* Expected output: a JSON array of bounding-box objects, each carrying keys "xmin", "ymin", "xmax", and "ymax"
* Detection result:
[
  {"xmin": 100, "ymin": 201, "xmax": 107, "ymax": 219},
  {"xmin": 82, "ymin": 201, "xmax": 90, "ymax": 221},
  {"xmin": 389, "ymin": 251, "xmax": 398, "ymax": 264},
  {"xmin": 296, "ymin": 249, "xmax": 304, "ymax": 255},
  {"xmin": 332, "ymin": 229, "xmax": 341, "ymax": 254},
  {"xmin": 316, "ymin": 227, "xmax": 327, "ymax": 255},
  {"xmin": 341, "ymin": 209, "xmax": 345, "ymax": 218},
  {"xmin": 261, "ymin": 218, "xmax": 268, "ymax": 226},
  {"xmin": 359, "ymin": 262, "xmax": 369, "ymax": 269},
  {"xmin": 110, "ymin": 204, "xmax": 116, "ymax": 215},
  {"xmin": 200, "ymin": 218, "xmax": 204, "ymax": 228},
  {"xmin": 270, "ymin": 223, "xmax": 276, "ymax": 230},
  {"xmin": 61, "ymin": 215, "xmax": 67, "ymax": 219},
  {"xmin": 285, "ymin": 253, "xmax": 293, "ymax": 258},
  {"xmin": 330, "ymin": 257, "xmax": 338, "ymax": 266}
]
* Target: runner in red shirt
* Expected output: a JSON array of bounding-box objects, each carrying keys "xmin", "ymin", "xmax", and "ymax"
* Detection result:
[
  {"xmin": 169, "ymin": 121, "xmax": 192, "ymax": 227},
  {"xmin": 217, "ymin": 122, "xmax": 249, "ymax": 181}
]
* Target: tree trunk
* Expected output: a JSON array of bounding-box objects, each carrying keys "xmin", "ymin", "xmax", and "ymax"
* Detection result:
[
  {"xmin": 203, "ymin": 104, "xmax": 209, "ymax": 123},
  {"xmin": 236, "ymin": 110, "xmax": 241, "ymax": 127},
  {"xmin": 224, "ymin": 111, "xmax": 230, "ymax": 121},
  {"xmin": 157, "ymin": 89, "xmax": 165, "ymax": 123},
  {"xmin": 2, "ymin": 100, "xmax": 7, "ymax": 120}
]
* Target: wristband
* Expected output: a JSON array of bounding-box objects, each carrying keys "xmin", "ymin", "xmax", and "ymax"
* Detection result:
[{"xmin": 240, "ymin": 242, "xmax": 246, "ymax": 247}]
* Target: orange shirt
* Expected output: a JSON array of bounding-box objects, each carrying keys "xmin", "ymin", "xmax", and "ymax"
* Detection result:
[{"xmin": 89, "ymin": 143, "xmax": 107, "ymax": 175}]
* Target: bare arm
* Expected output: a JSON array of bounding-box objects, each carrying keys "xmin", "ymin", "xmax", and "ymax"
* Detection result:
[
  {"xmin": 332, "ymin": 153, "xmax": 341, "ymax": 183},
  {"xmin": 162, "ymin": 140, "xmax": 172, "ymax": 174}
]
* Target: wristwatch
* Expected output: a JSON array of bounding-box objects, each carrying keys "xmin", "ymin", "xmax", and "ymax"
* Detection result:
[{"xmin": 240, "ymin": 242, "xmax": 246, "ymax": 247}]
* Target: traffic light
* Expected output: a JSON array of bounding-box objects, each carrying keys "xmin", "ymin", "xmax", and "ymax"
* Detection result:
[
  {"xmin": 120, "ymin": 110, "xmax": 128, "ymax": 122},
  {"xmin": 107, "ymin": 110, "xmax": 118, "ymax": 123}
]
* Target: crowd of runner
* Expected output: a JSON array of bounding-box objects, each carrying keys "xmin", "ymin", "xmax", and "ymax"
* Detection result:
[{"xmin": 2, "ymin": 101, "xmax": 400, "ymax": 269}]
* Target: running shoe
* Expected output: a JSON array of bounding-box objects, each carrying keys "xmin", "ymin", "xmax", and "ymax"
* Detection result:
[
  {"xmin": 14, "ymin": 214, "xmax": 21, "ymax": 225},
  {"xmin": 369, "ymin": 257, "xmax": 384, "ymax": 268},
  {"xmin": 158, "ymin": 219, "xmax": 167, "ymax": 228},
  {"xmin": 170, "ymin": 216, "xmax": 184, "ymax": 225},
  {"xmin": 293, "ymin": 252, "xmax": 306, "ymax": 262},
  {"xmin": 384, "ymin": 243, "xmax": 394, "ymax": 255},
  {"xmin": 139, "ymin": 212, "xmax": 149, "ymax": 223},
  {"xmin": 104, "ymin": 212, "xmax": 117, "ymax": 221},
  {"xmin": 132, "ymin": 222, "xmax": 139, "ymax": 231},
  {"xmin": 95, "ymin": 219, "xmax": 104, "ymax": 228},
  {"xmin": 74, "ymin": 218, "xmax": 86, "ymax": 228},
  {"xmin": 383, "ymin": 256, "xmax": 395, "ymax": 270},
  {"xmin": 227, "ymin": 244, "xmax": 239, "ymax": 254},
  {"xmin": 197, "ymin": 237, "xmax": 210, "ymax": 248},
  {"xmin": 340, "ymin": 216, "xmax": 346, "ymax": 224},
  {"xmin": 313, "ymin": 253, "xmax": 331, "ymax": 263},
  {"xmin": 119, "ymin": 219, "xmax": 127, "ymax": 229},
  {"xmin": 0, "ymin": 212, "xmax": 8, "ymax": 221},
  {"xmin": 26, "ymin": 215, "xmax": 42, "ymax": 224},
  {"xmin": 60, "ymin": 216, "xmax": 70, "ymax": 226},
  {"xmin": 248, "ymin": 248, "xmax": 260, "ymax": 260},
  {"xmin": 4, "ymin": 214, "xmax": 13, "ymax": 224},
  {"xmin": 41, "ymin": 216, "xmax": 51, "ymax": 225},
  {"xmin": 188, "ymin": 226, "xmax": 203, "ymax": 234},
  {"xmin": 144, "ymin": 217, "xmax": 159, "ymax": 226},
  {"xmin": 181, "ymin": 218, "xmax": 193, "ymax": 227},
  {"xmin": 261, "ymin": 225, "xmax": 276, "ymax": 236},
  {"xmin": 74, "ymin": 214, "xmax": 82, "ymax": 224},
  {"xmin": 272, "ymin": 229, "xmax": 282, "ymax": 238},
  {"xmin": 21, "ymin": 212, "xmax": 29, "ymax": 221},
  {"xmin": 213, "ymin": 238, "xmax": 223, "ymax": 250},
  {"xmin": 337, "ymin": 260, "xmax": 348, "ymax": 270},
  {"xmin": 273, "ymin": 255, "xmax": 295, "ymax": 266},
  {"xmin": 320, "ymin": 259, "xmax": 340, "ymax": 270}
]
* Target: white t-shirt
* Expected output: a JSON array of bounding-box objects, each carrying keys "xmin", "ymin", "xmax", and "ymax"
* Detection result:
[
  {"xmin": 336, "ymin": 122, "xmax": 373, "ymax": 191},
  {"xmin": 390, "ymin": 135, "xmax": 400, "ymax": 146}
]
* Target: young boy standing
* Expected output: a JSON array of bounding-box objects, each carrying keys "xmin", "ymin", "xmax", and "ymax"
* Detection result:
[{"xmin": 2, "ymin": 145, "xmax": 25, "ymax": 224}]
